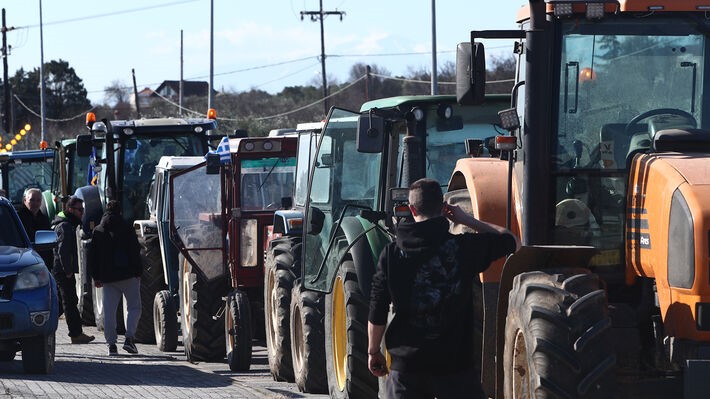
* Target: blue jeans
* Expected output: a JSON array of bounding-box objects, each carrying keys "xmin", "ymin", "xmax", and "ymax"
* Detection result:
[
  {"xmin": 385, "ymin": 368, "xmax": 485, "ymax": 399},
  {"xmin": 103, "ymin": 277, "xmax": 141, "ymax": 345}
]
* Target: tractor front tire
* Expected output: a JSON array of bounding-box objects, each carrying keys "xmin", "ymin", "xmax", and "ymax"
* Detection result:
[
  {"xmin": 153, "ymin": 290, "xmax": 178, "ymax": 352},
  {"xmin": 21, "ymin": 333, "xmax": 55, "ymax": 374},
  {"xmin": 504, "ymin": 270, "xmax": 616, "ymax": 399},
  {"xmin": 264, "ymin": 237, "xmax": 299, "ymax": 382},
  {"xmin": 290, "ymin": 280, "xmax": 327, "ymax": 393},
  {"xmin": 225, "ymin": 289, "xmax": 253, "ymax": 371},
  {"xmin": 135, "ymin": 235, "xmax": 166, "ymax": 344},
  {"xmin": 179, "ymin": 255, "xmax": 227, "ymax": 362},
  {"xmin": 325, "ymin": 260, "xmax": 377, "ymax": 399}
]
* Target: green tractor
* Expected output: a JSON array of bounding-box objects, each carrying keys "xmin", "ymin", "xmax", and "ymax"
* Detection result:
[{"xmin": 263, "ymin": 94, "xmax": 510, "ymax": 397}]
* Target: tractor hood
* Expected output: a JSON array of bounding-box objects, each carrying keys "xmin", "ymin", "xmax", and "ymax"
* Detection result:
[
  {"xmin": 661, "ymin": 154, "xmax": 710, "ymax": 186},
  {"xmin": 0, "ymin": 246, "xmax": 40, "ymax": 272}
]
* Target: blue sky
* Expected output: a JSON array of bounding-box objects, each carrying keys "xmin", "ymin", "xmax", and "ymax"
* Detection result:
[{"xmin": 3, "ymin": 0, "xmax": 524, "ymax": 105}]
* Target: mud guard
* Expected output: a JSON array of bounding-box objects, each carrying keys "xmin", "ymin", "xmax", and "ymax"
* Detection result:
[
  {"xmin": 273, "ymin": 209, "xmax": 304, "ymax": 236},
  {"xmin": 339, "ymin": 216, "xmax": 390, "ymax": 300},
  {"xmin": 492, "ymin": 245, "xmax": 598, "ymax": 398}
]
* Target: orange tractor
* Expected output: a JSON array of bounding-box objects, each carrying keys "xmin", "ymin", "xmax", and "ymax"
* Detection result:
[{"xmin": 453, "ymin": 1, "xmax": 710, "ymax": 397}]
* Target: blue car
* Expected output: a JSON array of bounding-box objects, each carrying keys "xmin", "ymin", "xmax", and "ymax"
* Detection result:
[{"xmin": 0, "ymin": 196, "xmax": 59, "ymax": 374}]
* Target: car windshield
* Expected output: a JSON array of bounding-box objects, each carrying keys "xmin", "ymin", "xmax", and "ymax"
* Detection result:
[{"xmin": 0, "ymin": 204, "xmax": 27, "ymax": 247}]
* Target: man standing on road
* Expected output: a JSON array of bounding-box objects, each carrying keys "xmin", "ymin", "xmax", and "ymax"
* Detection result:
[
  {"xmin": 368, "ymin": 178, "xmax": 519, "ymax": 398},
  {"xmin": 88, "ymin": 200, "xmax": 142, "ymax": 356},
  {"xmin": 52, "ymin": 196, "xmax": 95, "ymax": 344}
]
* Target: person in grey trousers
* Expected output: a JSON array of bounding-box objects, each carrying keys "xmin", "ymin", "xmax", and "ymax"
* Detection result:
[{"xmin": 88, "ymin": 200, "xmax": 142, "ymax": 355}]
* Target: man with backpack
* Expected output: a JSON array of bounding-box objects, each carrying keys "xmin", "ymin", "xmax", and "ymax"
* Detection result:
[
  {"xmin": 88, "ymin": 200, "xmax": 142, "ymax": 356},
  {"xmin": 368, "ymin": 178, "xmax": 519, "ymax": 398}
]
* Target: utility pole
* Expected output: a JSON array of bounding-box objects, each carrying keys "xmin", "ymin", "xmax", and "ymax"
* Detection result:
[
  {"xmin": 431, "ymin": 0, "xmax": 438, "ymax": 95},
  {"xmin": 2, "ymin": 8, "xmax": 16, "ymax": 136},
  {"xmin": 208, "ymin": 0, "xmax": 214, "ymax": 111},
  {"xmin": 180, "ymin": 29, "xmax": 184, "ymax": 116},
  {"xmin": 39, "ymin": 0, "xmax": 46, "ymax": 144},
  {"xmin": 301, "ymin": 0, "xmax": 345, "ymax": 116}
]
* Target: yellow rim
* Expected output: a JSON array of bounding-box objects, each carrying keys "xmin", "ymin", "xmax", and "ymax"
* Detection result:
[
  {"xmin": 182, "ymin": 260, "xmax": 191, "ymax": 337},
  {"xmin": 332, "ymin": 275, "xmax": 347, "ymax": 391}
]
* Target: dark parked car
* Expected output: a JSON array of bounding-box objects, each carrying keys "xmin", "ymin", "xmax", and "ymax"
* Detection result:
[{"xmin": 0, "ymin": 195, "xmax": 59, "ymax": 373}]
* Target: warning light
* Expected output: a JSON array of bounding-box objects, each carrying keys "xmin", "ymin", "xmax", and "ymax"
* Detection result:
[
  {"xmin": 207, "ymin": 108, "xmax": 217, "ymax": 120},
  {"xmin": 579, "ymin": 67, "xmax": 597, "ymax": 82},
  {"xmin": 86, "ymin": 112, "xmax": 96, "ymax": 127},
  {"xmin": 39, "ymin": 140, "xmax": 48, "ymax": 150}
]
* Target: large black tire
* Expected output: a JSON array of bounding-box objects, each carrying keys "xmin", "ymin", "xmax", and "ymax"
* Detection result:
[
  {"xmin": 135, "ymin": 235, "xmax": 166, "ymax": 344},
  {"xmin": 154, "ymin": 290, "xmax": 178, "ymax": 352},
  {"xmin": 504, "ymin": 270, "xmax": 616, "ymax": 399},
  {"xmin": 264, "ymin": 237, "xmax": 300, "ymax": 382},
  {"xmin": 325, "ymin": 260, "xmax": 378, "ymax": 398},
  {"xmin": 92, "ymin": 284, "xmax": 126, "ymax": 334},
  {"xmin": 179, "ymin": 254, "xmax": 227, "ymax": 362},
  {"xmin": 290, "ymin": 280, "xmax": 327, "ymax": 393},
  {"xmin": 21, "ymin": 333, "xmax": 55, "ymax": 374},
  {"xmin": 225, "ymin": 289, "xmax": 253, "ymax": 371}
]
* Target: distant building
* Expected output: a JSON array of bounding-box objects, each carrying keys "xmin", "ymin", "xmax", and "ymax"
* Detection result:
[
  {"xmin": 152, "ymin": 80, "xmax": 216, "ymax": 101},
  {"xmin": 131, "ymin": 87, "xmax": 154, "ymax": 111}
]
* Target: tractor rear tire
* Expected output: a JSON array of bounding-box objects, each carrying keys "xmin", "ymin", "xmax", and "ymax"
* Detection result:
[
  {"xmin": 135, "ymin": 235, "xmax": 166, "ymax": 344},
  {"xmin": 264, "ymin": 237, "xmax": 299, "ymax": 382},
  {"xmin": 154, "ymin": 290, "xmax": 178, "ymax": 352},
  {"xmin": 290, "ymin": 280, "xmax": 327, "ymax": 394},
  {"xmin": 179, "ymin": 255, "xmax": 227, "ymax": 362},
  {"xmin": 325, "ymin": 260, "xmax": 377, "ymax": 399},
  {"xmin": 504, "ymin": 270, "xmax": 616, "ymax": 399},
  {"xmin": 444, "ymin": 189, "xmax": 475, "ymax": 234},
  {"xmin": 225, "ymin": 289, "xmax": 253, "ymax": 371},
  {"xmin": 77, "ymin": 237, "xmax": 95, "ymax": 326}
]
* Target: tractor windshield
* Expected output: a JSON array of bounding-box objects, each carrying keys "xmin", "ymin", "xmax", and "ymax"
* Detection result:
[
  {"xmin": 303, "ymin": 108, "xmax": 380, "ymax": 291},
  {"xmin": 240, "ymin": 157, "xmax": 296, "ymax": 211},
  {"xmin": 3, "ymin": 154, "xmax": 54, "ymax": 205},
  {"xmin": 551, "ymin": 17, "xmax": 710, "ymax": 263},
  {"xmin": 121, "ymin": 135, "xmax": 204, "ymax": 222}
]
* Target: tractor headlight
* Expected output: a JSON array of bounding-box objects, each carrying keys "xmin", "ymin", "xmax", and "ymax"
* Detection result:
[
  {"xmin": 14, "ymin": 264, "xmax": 51, "ymax": 291},
  {"xmin": 240, "ymin": 219, "xmax": 258, "ymax": 267},
  {"xmin": 668, "ymin": 189, "xmax": 694, "ymax": 289}
]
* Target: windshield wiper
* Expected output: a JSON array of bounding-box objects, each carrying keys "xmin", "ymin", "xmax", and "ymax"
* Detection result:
[{"xmin": 257, "ymin": 159, "xmax": 281, "ymax": 192}]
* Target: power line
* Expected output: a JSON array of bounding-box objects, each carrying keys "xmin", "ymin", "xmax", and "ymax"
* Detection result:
[
  {"xmin": 14, "ymin": 94, "xmax": 96, "ymax": 122},
  {"xmin": 19, "ymin": 0, "xmax": 199, "ymax": 29}
]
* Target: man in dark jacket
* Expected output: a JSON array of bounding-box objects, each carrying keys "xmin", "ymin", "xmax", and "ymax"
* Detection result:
[
  {"xmin": 17, "ymin": 188, "xmax": 52, "ymax": 266},
  {"xmin": 52, "ymin": 196, "xmax": 95, "ymax": 344},
  {"xmin": 368, "ymin": 178, "xmax": 519, "ymax": 398},
  {"xmin": 88, "ymin": 200, "xmax": 142, "ymax": 356}
]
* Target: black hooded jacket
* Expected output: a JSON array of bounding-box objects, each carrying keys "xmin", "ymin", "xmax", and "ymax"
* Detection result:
[
  {"xmin": 368, "ymin": 216, "xmax": 516, "ymax": 374},
  {"xmin": 88, "ymin": 211, "xmax": 142, "ymax": 283},
  {"xmin": 51, "ymin": 211, "xmax": 81, "ymax": 275}
]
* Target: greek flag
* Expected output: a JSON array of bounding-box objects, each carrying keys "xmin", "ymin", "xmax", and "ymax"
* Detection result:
[{"xmin": 206, "ymin": 136, "xmax": 231, "ymax": 164}]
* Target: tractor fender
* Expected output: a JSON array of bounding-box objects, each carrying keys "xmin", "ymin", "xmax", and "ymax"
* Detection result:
[
  {"xmin": 491, "ymin": 245, "xmax": 598, "ymax": 397},
  {"xmin": 272, "ymin": 209, "xmax": 304, "ymax": 237},
  {"xmin": 73, "ymin": 185, "xmax": 103, "ymax": 237},
  {"xmin": 340, "ymin": 216, "xmax": 391, "ymax": 299}
]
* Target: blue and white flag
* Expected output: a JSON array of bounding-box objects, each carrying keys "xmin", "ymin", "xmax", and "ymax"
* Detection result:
[{"xmin": 205, "ymin": 136, "xmax": 231, "ymax": 164}]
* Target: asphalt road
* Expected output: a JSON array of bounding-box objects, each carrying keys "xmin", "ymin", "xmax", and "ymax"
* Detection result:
[{"xmin": 0, "ymin": 316, "xmax": 329, "ymax": 399}]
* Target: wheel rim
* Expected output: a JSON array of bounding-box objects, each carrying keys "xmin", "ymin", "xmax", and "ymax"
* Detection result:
[
  {"xmin": 332, "ymin": 276, "xmax": 347, "ymax": 391},
  {"xmin": 153, "ymin": 298, "xmax": 162, "ymax": 344},
  {"xmin": 182, "ymin": 261, "xmax": 192, "ymax": 337},
  {"xmin": 292, "ymin": 301, "xmax": 304, "ymax": 373},
  {"xmin": 227, "ymin": 298, "xmax": 235, "ymax": 353},
  {"xmin": 266, "ymin": 268, "xmax": 277, "ymax": 347},
  {"xmin": 511, "ymin": 329, "xmax": 530, "ymax": 399}
]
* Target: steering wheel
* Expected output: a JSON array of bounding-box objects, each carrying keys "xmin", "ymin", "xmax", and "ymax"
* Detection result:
[{"xmin": 624, "ymin": 108, "xmax": 697, "ymax": 136}]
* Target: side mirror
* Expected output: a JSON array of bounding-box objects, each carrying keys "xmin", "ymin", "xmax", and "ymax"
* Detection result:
[
  {"xmin": 205, "ymin": 153, "xmax": 221, "ymax": 175},
  {"xmin": 456, "ymin": 42, "xmax": 486, "ymax": 105},
  {"xmin": 75, "ymin": 134, "xmax": 94, "ymax": 157},
  {"xmin": 357, "ymin": 113, "xmax": 385, "ymax": 153},
  {"xmin": 465, "ymin": 139, "xmax": 484, "ymax": 157},
  {"xmin": 281, "ymin": 196, "xmax": 293, "ymax": 209},
  {"xmin": 308, "ymin": 206, "xmax": 325, "ymax": 235}
]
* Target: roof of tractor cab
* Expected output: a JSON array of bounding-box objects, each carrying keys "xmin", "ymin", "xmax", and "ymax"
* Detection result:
[
  {"xmin": 156, "ymin": 155, "xmax": 205, "ymax": 171},
  {"xmin": 228, "ymin": 136, "xmax": 298, "ymax": 155},
  {"xmin": 107, "ymin": 117, "xmax": 218, "ymax": 135},
  {"xmin": 360, "ymin": 94, "xmax": 510, "ymax": 112},
  {"xmin": 0, "ymin": 149, "xmax": 54, "ymax": 163},
  {"xmin": 516, "ymin": 1, "xmax": 703, "ymax": 23}
]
